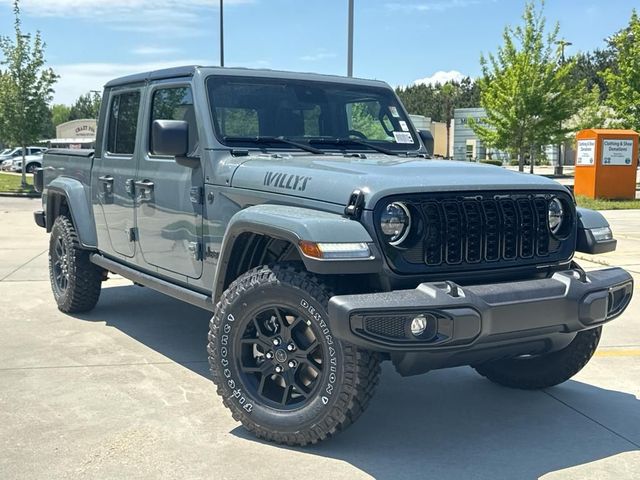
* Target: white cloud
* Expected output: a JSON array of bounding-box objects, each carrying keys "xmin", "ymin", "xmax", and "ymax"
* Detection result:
[
  {"xmin": 413, "ymin": 70, "xmax": 467, "ymax": 86},
  {"xmin": 0, "ymin": 0, "xmax": 254, "ymax": 35},
  {"xmin": 4, "ymin": 0, "xmax": 253, "ymax": 17},
  {"xmin": 50, "ymin": 58, "xmax": 274, "ymax": 104},
  {"xmin": 51, "ymin": 60, "xmax": 209, "ymax": 104},
  {"xmin": 386, "ymin": 0, "xmax": 489, "ymax": 13},
  {"xmin": 132, "ymin": 46, "xmax": 182, "ymax": 56},
  {"xmin": 300, "ymin": 49, "xmax": 337, "ymax": 62}
]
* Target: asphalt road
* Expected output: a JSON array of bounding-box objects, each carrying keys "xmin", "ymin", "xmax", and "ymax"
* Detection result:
[{"xmin": 1, "ymin": 196, "xmax": 638, "ymax": 480}]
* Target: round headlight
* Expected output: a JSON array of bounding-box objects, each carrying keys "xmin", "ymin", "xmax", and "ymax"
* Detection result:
[
  {"xmin": 548, "ymin": 197, "xmax": 564, "ymax": 234},
  {"xmin": 380, "ymin": 202, "xmax": 411, "ymax": 245}
]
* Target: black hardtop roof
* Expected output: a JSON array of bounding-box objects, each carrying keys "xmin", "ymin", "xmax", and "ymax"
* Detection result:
[{"xmin": 104, "ymin": 65, "xmax": 390, "ymax": 89}]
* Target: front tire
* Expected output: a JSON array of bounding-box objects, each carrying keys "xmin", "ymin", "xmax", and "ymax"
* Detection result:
[
  {"xmin": 473, "ymin": 327, "xmax": 602, "ymax": 389},
  {"xmin": 49, "ymin": 215, "xmax": 103, "ymax": 313},
  {"xmin": 207, "ymin": 265, "xmax": 381, "ymax": 446}
]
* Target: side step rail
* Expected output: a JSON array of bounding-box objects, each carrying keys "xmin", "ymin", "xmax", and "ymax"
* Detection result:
[{"xmin": 90, "ymin": 254, "xmax": 214, "ymax": 311}]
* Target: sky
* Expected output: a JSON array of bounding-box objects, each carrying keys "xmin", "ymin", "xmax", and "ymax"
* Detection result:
[{"xmin": 0, "ymin": 0, "xmax": 636, "ymax": 105}]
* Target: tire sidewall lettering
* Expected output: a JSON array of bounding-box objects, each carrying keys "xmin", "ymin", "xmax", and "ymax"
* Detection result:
[{"xmin": 298, "ymin": 298, "xmax": 338, "ymax": 403}]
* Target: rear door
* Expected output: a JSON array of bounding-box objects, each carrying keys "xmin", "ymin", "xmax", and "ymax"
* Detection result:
[
  {"xmin": 134, "ymin": 81, "xmax": 203, "ymax": 279},
  {"xmin": 92, "ymin": 88, "xmax": 142, "ymax": 258}
]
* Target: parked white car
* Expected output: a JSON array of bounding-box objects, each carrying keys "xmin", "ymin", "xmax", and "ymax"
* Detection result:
[
  {"xmin": 2, "ymin": 154, "xmax": 43, "ymax": 173},
  {"xmin": 0, "ymin": 146, "xmax": 47, "ymax": 162}
]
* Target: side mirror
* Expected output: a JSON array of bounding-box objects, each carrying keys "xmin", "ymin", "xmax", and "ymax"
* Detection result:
[
  {"xmin": 151, "ymin": 120, "xmax": 199, "ymax": 168},
  {"xmin": 418, "ymin": 129, "xmax": 434, "ymax": 157}
]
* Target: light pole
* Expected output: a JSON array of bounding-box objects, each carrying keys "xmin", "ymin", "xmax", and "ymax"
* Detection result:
[
  {"xmin": 220, "ymin": 0, "xmax": 225, "ymax": 67},
  {"xmin": 554, "ymin": 40, "xmax": 572, "ymax": 175},
  {"xmin": 347, "ymin": 0, "xmax": 354, "ymax": 77}
]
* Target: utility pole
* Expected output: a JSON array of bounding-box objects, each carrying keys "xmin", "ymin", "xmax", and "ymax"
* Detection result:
[
  {"xmin": 220, "ymin": 0, "xmax": 225, "ymax": 67},
  {"xmin": 554, "ymin": 40, "xmax": 572, "ymax": 175},
  {"xmin": 347, "ymin": 0, "xmax": 354, "ymax": 77}
]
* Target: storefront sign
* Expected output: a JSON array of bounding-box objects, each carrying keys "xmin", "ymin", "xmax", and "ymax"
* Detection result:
[
  {"xmin": 602, "ymin": 139, "xmax": 633, "ymax": 166},
  {"xmin": 576, "ymin": 139, "xmax": 595, "ymax": 165}
]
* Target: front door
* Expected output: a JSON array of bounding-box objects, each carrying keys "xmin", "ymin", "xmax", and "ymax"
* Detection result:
[
  {"xmin": 93, "ymin": 89, "xmax": 142, "ymax": 258},
  {"xmin": 135, "ymin": 82, "xmax": 203, "ymax": 279}
]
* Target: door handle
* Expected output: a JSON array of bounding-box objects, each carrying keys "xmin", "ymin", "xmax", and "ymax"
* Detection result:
[
  {"xmin": 134, "ymin": 180, "xmax": 154, "ymax": 190},
  {"xmin": 98, "ymin": 175, "xmax": 114, "ymax": 194},
  {"xmin": 134, "ymin": 179, "xmax": 154, "ymax": 202}
]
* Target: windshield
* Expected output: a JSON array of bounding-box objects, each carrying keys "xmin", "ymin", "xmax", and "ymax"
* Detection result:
[{"xmin": 206, "ymin": 76, "xmax": 419, "ymax": 153}]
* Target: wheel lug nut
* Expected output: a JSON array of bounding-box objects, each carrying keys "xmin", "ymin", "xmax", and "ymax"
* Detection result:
[
  {"xmin": 265, "ymin": 351, "xmax": 273, "ymax": 359},
  {"xmin": 275, "ymin": 365, "xmax": 283, "ymax": 373},
  {"xmin": 273, "ymin": 338, "xmax": 281, "ymax": 346},
  {"xmin": 288, "ymin": 360, "xmax": 297, "ymax": 368},
  {"xmin": 286, "ymin": 343, "xmax": 295, "ymax": 352}
]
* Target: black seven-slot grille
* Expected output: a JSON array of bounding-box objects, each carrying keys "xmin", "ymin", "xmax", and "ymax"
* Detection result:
[{"xmin": 376, "ymin": 190, "xmax": 575, "ymax": 275}]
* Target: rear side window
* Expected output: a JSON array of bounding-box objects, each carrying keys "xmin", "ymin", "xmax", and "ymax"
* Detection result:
[
  {"xmin": 107, "ymin": 91, "xmax": 141, "ymax": 155},
  {"xmin": 150, "ymin": 86, "xmax": 198, "ymax": 154}
]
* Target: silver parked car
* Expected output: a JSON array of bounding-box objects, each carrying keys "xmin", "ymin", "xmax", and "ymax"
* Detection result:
[{"xmin": 4, "ymin": 154, "xmax": 43, "ymax": 173}]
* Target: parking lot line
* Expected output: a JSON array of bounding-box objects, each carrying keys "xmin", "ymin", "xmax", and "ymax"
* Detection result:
[{"xmin": 595, "ymin": 349, "xmax": 640, "ymax": 357}]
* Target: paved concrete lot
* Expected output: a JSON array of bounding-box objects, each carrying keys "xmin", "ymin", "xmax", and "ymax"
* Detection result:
[{"xmin": 0, "ymin": 196, "xmax": 638, "ymax": 480}]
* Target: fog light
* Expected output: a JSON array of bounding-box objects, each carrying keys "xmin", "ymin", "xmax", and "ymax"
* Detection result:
[{"xmin": 410, "ymin": 314, "xmax": 428, "ymax": 337}]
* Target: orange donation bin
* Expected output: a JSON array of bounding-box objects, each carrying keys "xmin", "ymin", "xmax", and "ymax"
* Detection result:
[{"xmin": 574, "ymin": 129, "xmax": 639, "ymax": 200}]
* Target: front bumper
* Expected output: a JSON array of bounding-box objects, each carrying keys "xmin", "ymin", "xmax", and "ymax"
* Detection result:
[{"xmin": 328, "ymin": 268, "xmax": 633, "ymax": 374}]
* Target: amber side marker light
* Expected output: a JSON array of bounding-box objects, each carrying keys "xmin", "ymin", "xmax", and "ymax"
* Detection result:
[{"xmin": 299, "ymin": 241, "xmax": 371, "ymax": 260}]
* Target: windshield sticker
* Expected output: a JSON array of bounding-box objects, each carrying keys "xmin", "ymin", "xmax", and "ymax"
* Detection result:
[
  {"xmin": 264, "ymin": 171, "xmax": 312, "ymax": 191},
  {"xmin": 389, "ymin": 106, "xmax": 400, "ymax": 118},
  {"xmin": 399, "ymin": 121, "xmax": 409, "ymax": 132},
  {"xmin": 393, "ymin": 131, "xmax": 413, "ymax": 144}
]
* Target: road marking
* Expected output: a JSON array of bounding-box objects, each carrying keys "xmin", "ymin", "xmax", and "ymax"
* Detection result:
[{"xmin": 595, "ymin": 349, "xmax": 640, "ymax": 357}]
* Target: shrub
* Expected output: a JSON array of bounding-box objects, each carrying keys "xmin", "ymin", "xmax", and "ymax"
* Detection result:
[{"xmin": 480, "ymin": 159, "xmax": 503, "ymax": 167}]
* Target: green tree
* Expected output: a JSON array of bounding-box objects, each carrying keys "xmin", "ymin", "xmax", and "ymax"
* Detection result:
[
  {"xmin": 472, "ymin": 0, "xmax": 584, "ymax": 172},
  {"xmin": 395, "ymin": 77, "xmax": 480, "ymax": 123},
  {"xmin": 567, "ymin": 86, "xmax": 616, "ymax": 132},
  {"xmin": 603, "ymin": 10, "xmax": 640, "ymax": 131},
  {"xmin": 50, "ymin": 103, "xmax": 70, "ymax": 127},
  {"xmin": 69, "ymin": 91, "xmax": 101, "ymax": 120},
  {"xmin": 571, "ymin": 49, "xmax": 615, "ymax": 101},
  {"xmin": 0, "ymin": 0, "xmax": 58, "ymax": 187}
]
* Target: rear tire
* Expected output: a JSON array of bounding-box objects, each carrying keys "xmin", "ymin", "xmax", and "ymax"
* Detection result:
[
  {"xmin": 474, "ymin": 327, "xmax": 602, "ymax": 389},
  {"xmin": 208, "ymin": 265, "xmax": 381, "ymax": 446},
  {"xmin": 49, "ymin": 215, "xmax": 102, "ymax": 313}
]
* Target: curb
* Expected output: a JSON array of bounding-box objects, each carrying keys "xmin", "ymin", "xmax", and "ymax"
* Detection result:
[{"xmin": 0, "ymin": 192, "xmax": 40, "ymax": 198}]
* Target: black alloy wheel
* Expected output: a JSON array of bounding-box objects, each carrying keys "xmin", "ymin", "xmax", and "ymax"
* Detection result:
[{"xmin": 236, "ymin": 305, "xmax": 324, "ymax": 409}]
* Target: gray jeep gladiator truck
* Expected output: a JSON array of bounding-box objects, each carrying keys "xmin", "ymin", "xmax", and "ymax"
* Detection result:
[{"xmin": 34, "ymin": 66, "xmax": 633, "ymax": 446}]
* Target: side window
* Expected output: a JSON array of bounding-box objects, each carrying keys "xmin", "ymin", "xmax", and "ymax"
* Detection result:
[
  {"xmin": 150, "ymin": 86, "xmax": 198, "ymax": 154},
  {"xmin": 107, "ymin": 91, "xmax": 141, "ymax": 155},
  {"xmin": 345, "ymin": 101, "xmax": 391, "ymax": 141}
]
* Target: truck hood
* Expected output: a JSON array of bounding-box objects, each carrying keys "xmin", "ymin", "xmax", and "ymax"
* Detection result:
[{"xmin": 230, "ymin": 153, "xmax": 566, "ymax": 209}]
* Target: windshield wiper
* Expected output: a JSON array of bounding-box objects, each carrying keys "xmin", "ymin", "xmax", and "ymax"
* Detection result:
[
  {"xmin": 307, "ymin": 137, "xmax": 401, "ymax": 156},
  {"xmin": 223, "ymin": 135, "xmax": 325, "ymax": 154}
]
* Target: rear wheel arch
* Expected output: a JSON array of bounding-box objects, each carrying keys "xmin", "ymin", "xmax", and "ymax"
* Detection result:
[
  {"xmin": 44, "ymin": 180, "xmax": 97, "ymax": 249},
  {"xmin": 45, "ymin": 191, "xmax": 70, "ymax": 232}
]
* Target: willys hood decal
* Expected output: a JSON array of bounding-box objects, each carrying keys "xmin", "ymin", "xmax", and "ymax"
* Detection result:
[{"xmin": 231, "ymin": 154, "xmax": 565, "ymax": 209}]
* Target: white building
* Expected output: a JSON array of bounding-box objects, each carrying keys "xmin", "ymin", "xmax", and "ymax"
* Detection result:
[{"xmin": 46, "ymin": 119, "xmax": 97, "ymax": 149}]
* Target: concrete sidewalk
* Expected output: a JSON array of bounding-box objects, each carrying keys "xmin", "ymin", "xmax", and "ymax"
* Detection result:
[
  {"xmin": 575, "ymin": 210, "xmax": 640, "ymax": 274},
  {"xmin": 0, "ymin": 197, "xmax": 638, "ymax": 480}
]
